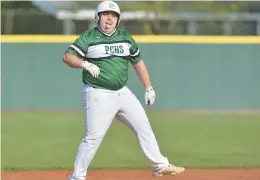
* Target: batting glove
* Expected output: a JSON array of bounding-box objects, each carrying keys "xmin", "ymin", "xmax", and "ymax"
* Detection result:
[
  {"xmin": 145, "ymin": 87, "xmax": 156, "ymax": 105},
  {"xmin": 81, "ymin": 61, "xmax": 100, "ymax": 78}
]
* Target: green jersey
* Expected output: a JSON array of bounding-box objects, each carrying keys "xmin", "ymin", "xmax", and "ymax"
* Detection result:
[{"xmin": 65, "ymin": 27, "xmax": 142, "ymax": 90}]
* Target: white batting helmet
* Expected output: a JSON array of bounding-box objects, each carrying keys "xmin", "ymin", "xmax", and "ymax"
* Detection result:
[{"xmin": 95, "ymin": 0, "xmax": 121, "ymax": 26}]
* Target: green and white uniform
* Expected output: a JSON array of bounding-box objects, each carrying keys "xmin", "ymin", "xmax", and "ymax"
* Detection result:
[
  {"xmin": 65, "ymin": 27, "xmax": 141, "ymax": 90},
  {"xmin": 66, "ymin": 27, "xmax": 169, "ymax": 180}
]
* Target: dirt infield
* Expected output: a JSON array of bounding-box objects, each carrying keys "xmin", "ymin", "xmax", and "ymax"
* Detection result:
[{"xmin": 2, "ymin": 169, "xmax": 260, "ymax": 180}]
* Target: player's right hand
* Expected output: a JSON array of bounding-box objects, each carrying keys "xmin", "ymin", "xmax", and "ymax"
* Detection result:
[{"xmin": 81, "ymin": 61, "xmax": 100, "ymax": 78}]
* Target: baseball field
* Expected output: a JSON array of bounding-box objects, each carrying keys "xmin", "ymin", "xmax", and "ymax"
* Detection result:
[{"xmin": 2, "ymin": 111, "xmax": 260, "ymax": 180}]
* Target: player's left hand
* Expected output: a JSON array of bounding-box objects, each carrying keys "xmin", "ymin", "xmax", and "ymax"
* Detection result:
[{"xmin": 145, "ymin": 87, "xmax": 156, "ymax": 105}]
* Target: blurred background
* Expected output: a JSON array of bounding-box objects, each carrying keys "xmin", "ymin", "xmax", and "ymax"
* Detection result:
[
  {"xmin": 1, "ymin": 0, "xmax": 260, "ymax": 35},
  {"xmin": 1, "ymin": 1, "xmax": 260, "ymax": 111}
]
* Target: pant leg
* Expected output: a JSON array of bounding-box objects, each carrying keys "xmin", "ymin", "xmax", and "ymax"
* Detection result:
[
  {"xmin": 69, "ymin": 85, "xmax": 119, "ymax": 180},
  {"xmin": 116, "ymin": 87, "xmax": 169, "ymax": 167}
]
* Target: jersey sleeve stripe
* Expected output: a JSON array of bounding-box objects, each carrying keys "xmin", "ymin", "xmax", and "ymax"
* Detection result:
[
  {"xmin": 130, "ymin": 49, "xmax": 140, "ymax": 57},
  {"xmin": 72, "ymin": 43, "xmax": 86, "ymax": 54},
  {"xmin": 69, "ymin": 44, "xmax": 85, "ymax": 57}
]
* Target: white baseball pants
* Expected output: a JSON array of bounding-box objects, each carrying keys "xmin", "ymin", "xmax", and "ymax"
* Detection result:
[{"xmin": 69, "ymin": 85, "xmax": 169, "ymax": 180}]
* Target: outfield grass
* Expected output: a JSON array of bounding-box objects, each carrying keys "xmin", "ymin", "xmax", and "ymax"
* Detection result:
[{"xmin": 2, "ymin": 111, "xmax": 260, "ymax": 170}]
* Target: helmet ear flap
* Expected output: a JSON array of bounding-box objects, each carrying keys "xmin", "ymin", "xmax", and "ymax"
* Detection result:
[{"xmin": 94, "ymin": 13, "xmax": 99, "ymax": 23}]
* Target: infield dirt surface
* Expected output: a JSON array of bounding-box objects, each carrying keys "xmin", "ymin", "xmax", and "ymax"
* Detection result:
[{"xmin": 2, "ymin": 169, "xmax": 260, "ymax": 180}]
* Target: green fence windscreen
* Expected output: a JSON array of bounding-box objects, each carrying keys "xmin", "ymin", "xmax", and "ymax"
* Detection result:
[{"xmin": 2, "ymin": 43, "xmax": 260, "ymax": 110}]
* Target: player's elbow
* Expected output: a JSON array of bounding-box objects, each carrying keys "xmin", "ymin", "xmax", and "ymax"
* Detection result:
[{"xmin": 63, "ymin": 54, "xmax": 70, "ymax": 65}]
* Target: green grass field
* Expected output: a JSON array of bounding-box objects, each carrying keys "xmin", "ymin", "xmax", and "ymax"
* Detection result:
[{"xmin": 2, "ymin": 111, "xmax": 260, "ymax": 171}]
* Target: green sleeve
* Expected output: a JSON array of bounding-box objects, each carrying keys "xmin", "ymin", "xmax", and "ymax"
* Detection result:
[
  {"xmin": 128, "ymin": 35, "xmax": 142, "ymax": 64},
  {"xmin": 64, "ymin": 32, "xmax": 88, "ymax": 59}
]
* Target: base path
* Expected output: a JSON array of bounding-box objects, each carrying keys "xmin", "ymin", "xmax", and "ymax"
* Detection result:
[{"xmin": 2, "ymin": 169, "xmax": 260, "ymax": 180}]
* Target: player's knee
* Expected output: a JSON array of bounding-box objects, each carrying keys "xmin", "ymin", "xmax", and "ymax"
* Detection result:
[{"xmin": 82, "ymin": 133, "xmax": 104, "ymax": 143}]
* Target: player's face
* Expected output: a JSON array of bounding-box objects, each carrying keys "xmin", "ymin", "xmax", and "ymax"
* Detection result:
[{"xmin": 99, "ymin": 11, "xmax": 118, "ymax": 34}]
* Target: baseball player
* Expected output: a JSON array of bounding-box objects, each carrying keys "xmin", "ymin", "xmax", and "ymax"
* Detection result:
[{"xmin": 63, "ymin": 1, "xmax": 185, "ymax": 179}]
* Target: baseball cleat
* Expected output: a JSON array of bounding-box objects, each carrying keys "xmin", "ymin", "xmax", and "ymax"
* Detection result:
[{"xmin": 152, "ymin": 164, "xmax": 185, "ymax": 177}]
